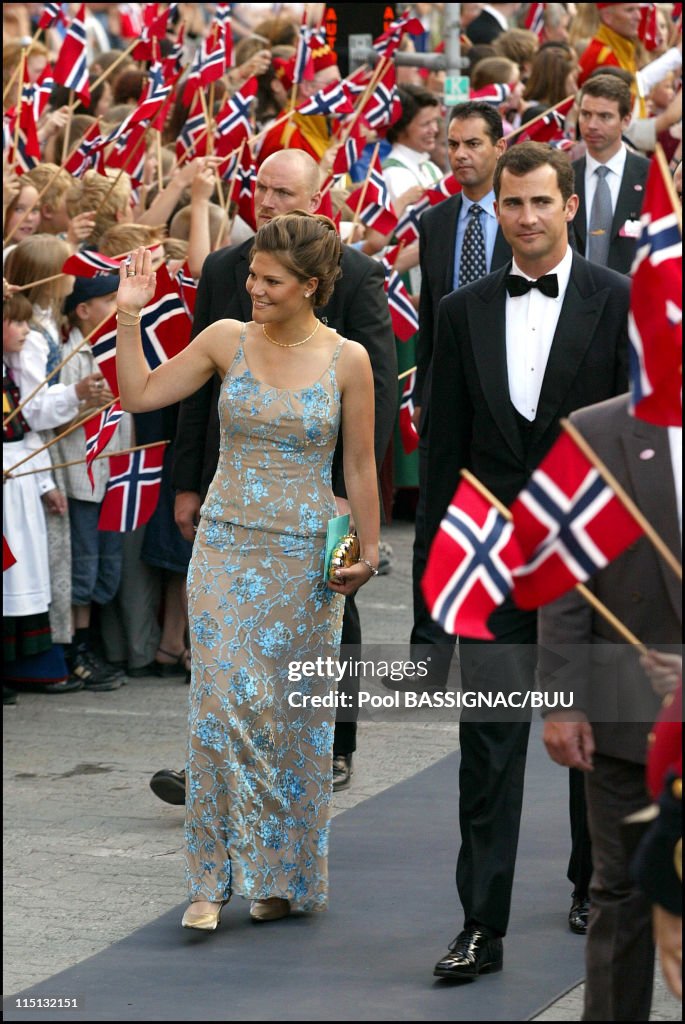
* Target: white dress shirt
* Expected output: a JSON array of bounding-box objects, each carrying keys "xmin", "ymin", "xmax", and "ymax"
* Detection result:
[
  {"xmin": 668, "ymin": 426, "xmax": 682, "ymax": 541},
  {"xmin": 505, "ymin": 246, "xmax": 573, "ymax": 422},
  {"xmin": 584, "ymin": 145, "xmax": 627, "ymax": 235}
]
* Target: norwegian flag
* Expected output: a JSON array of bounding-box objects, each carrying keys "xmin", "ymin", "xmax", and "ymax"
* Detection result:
[
  {"xmin": 6, "ymin": 104, "xmax": 40, "ymax": 174},
  {"xmin": 514, "ymin": 96, "xmax": 575, "ymax": 145},
  {"xmin": 3, "ymin": 536, "xmax": 17, "ymax": 572},
  {"xmin": 298, "ymin": 80, "xmax": 355, "ymax": 118},
  {"xmin": 399, "ymin": 371, "xmax": 420, "ymax": 455},
  {"xmin": 175, "ymin": 102, "xmax": 208, "ymax": 161},
  {"xmin": 63, "ymin": 123, "xmax": 106, "ymax": 177},
  {"xmin": 381, "ymin": 246, "xmax": 419, "ymax": 341},
  {"xmin": 361, "ymin": 65, "xmax": 402, "ymax": 132},
  {"xmin": 106, "ymin": 123, "xmax": 148, "ymax": 185},
  {"xmin": 628, "ymin": 157, "xmax": 682, "ymax": 426},
  {"xmin": 293, "ymin": 10, "xmax": 315, "ymax": 86},
  {"xmin": 372, "ymin": 11, "xmax": 425, "ymax": 59},
  {"xmin": 90, "ymin": 265, "xmax": 193, "ymax": 395},
  {"xmin": 175, "ymin": 262, "xmax": 197, "ymax": 318},
  {"xmin": 132, "ymin": 3, "xmax": 178, "ymax": 61},
  {"xmin": 395, "ymin": 175, "xmax": 461, "ymax": 245},
  {"xmin": 131, "ymin": 61, "xmax": 172, "ymax": 125},
  {"xmin": 38, "ymin": 2, "xmax": 67, "ymax": 30},
  {"xmin": 214, "ymin": 3, "xmax": 234, "ymax": 68},
  {"xmin": 469, "ymin": 83, "xmax": 512, "ymax": 105},
  {"xmin": 52, "ymin": 3, "xmax": 90, "ymax": 105},
  {"xmin": 215, "ymin": 78, "xmax": 257, "ymax": 154},
  {"xmin": 22, "ymin": 66, "xmax": 55, "ymax": 122},
  {"xmin": 182, "ymin": 23, "xmax": 226, "ymax": 105},
  {"xmin": 524, "ymin": 3, "xmax": 546, "ymax": 38},
  {"xmin": 98, "ymin": 445, "xmax": 165, "ymax": 532},
  {"xmin": 510, "ymin": 431, "xmax": 644, "ymax": 610},
  {"xmin": 83, "ymin": 400, "xmax": 124, "ymax": 491},
  {"xmin": 673, "ymin": 3, "xmax": 682, "ymax": 20},
  {"xmin": 332, "ymin": 121, "xmax": 367, "ymax": 176},
  {"xmin": 422, "ymin": 477, "xmax": 525, "ymax": 640},
  {"xmin": 117, "ymin": 3, "xmax": 144, "ymax": 39},
  {"xmin": 345, "ymin": 151, "xmax": 398, "ymax": 235},
  {"xmin": 231, "ymin": 146, "xmax": 257, "ymax": 230},
  {"xmin": 62, "ymin": 250, "xmax": 121, "ymax": 278},
  {"xmin": 638, "ymin": 4, "xmax": 660, "ymax": 50},
  {"xmin": 162, "ymin": 22, "xmax": 185, "ymax": 80}
]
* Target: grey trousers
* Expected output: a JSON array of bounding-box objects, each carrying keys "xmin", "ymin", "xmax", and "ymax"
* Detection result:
[{"xmin": 583, "ymin": 754, "xmax": 654, "ymax": 1022}]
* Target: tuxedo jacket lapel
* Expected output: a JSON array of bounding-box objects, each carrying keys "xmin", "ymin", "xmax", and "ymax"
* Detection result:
[
  {"xmin": 533, "ymin": 254, "xmax": 611, "ymax": 443},
  {"xmin": 621, "ymin": 421, "xmax": 682, "ymax": 623},
  {"xmin": 235, "ymin": 247, "xmax": 253, "ymax": 321},
  {"xmin": 466, "ymin": 264, "xmax": 526, "ymax": 464}
]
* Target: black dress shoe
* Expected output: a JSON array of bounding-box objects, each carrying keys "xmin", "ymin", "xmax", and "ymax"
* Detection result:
[
  {"xmin": 433, "ymin": 928, "xmax": 503, "ymax": 982},
  {"xmin": 332, "ymin": 754, "xmax": 353, "ymax": 791},
  {"xmin": 568, "ymin": 894, "xmax": 590, "ymax": 934},
  {"xmin": 149, "ymin": 768, "xmax": 186, "ymax": 805}
]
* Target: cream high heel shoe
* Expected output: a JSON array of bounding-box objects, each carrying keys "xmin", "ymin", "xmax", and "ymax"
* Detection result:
[
  {"xmin": 181, "ymin": 898, "xmax": 230, "ymax": 931},
  {"xmin": 249, "ymin": 897, "xmax": 290, "ymax": 922}
]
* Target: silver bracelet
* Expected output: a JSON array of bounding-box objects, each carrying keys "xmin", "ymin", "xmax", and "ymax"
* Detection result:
[{"xmin": 358, "ymin": 557, "xmax": 379, "ymax": 577}]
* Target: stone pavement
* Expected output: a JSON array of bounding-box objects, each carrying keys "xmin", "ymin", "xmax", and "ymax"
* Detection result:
[{"xmin": 3, "ymin": 521, "xmax": 680, "ymax": 1020}]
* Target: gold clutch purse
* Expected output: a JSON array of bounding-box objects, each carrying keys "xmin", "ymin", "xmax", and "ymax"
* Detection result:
[{"xmin": 328, "ymin": 533, "xmax": 360, "ymax": 580}]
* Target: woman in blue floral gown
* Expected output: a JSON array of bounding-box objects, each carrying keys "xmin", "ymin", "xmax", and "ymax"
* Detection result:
[{"xmin": 116, "ymin": 214, "xmax": 380, "ymax": 928}]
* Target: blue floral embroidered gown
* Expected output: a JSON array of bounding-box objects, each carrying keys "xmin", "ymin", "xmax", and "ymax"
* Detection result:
[{"xmin": 185, "ymin": 326, "xmax": 346, "ymax": 911}]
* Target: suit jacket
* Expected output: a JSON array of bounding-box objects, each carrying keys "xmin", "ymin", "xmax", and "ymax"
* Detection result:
[
  {"xmin": 572, "ymin": 150, "xmax": 650, "ymax": 275},
  {"xmin": 425, "ymin": 251, "xmax": 630, "ymax": 544},
  {"xmin": 466, "ymin": 8, "xmax": 506, "ymax": 44},
  {"xmin": 538, "ymin": 395, "xmax": 682, "ymax": 763},
  {"xmin": 172, "ymin": 239, "xmax": 397, "ymax": 500},
  {"xmin": 415, "ymin": 193, "xmax": 512, "ymax": 408}
]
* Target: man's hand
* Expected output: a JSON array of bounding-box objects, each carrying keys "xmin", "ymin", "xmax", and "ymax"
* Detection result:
[
  {"xmin": 639, "ymin": 649, "xmax": 682, "ymax": 697},
  {"xmin": 42, "ymin": 488, "xmax": 67, "ymax": 516},
  {"xmin": 653, "ymin": 904, "xmax": 682, "ymax": 999},
  {"xmin": 175, "ymin": 490, "xmax": 201, "ymax": 542},
  {"xmin": 543, "ymin": 711, "xmax": 595, "ymax": 771}
]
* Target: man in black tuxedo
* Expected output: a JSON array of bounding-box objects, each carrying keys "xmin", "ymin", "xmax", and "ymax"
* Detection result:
[
  {"xmin": 149, "ymin": 149, "xmax": 396, "ymax": 803},
  {"xmin": 427, "ymin": 143, "xmax": 629, "ymax": 981},
  {"xmin": 466, "ymin": 2, "xmax": 522, "ymax": 44},
  {"xmin": 408, "ymin": 102, "xmax": 511, "ymax": 689},
  {"xmin": 573, "ymin": 74, "xmax": 649, "ymax": 275}
]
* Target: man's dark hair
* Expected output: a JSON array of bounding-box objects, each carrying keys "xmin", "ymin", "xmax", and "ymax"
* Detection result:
[
  {"xmin": 493, "ymin": 141, "xmax": 575, "ymax": 203},
  {"xmin": 386, "ymin": 84, "xmax": 440, "ymax": 145},
  {"xmin": 448, "ymin": 101, "xmax": 504, "ymax": 144},
  {"xmin": 580, "ymin": 74, "xmax": 632, "ymax": 119}
]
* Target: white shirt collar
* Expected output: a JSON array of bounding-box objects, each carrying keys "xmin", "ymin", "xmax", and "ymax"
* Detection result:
[
  {"xmin": 389, "ymin": 143, "xmax": 431, "ymax": 172},
  {"xmin": 509, "ymin": 245, "xmax": 573, "ymax": 302},
  {"xmin": 482, "ymin": 4, "xmax": 509, "ymax": 30},
  {"xmin": 586, "ymin": 144, "xmax": 627, "ymax": 179}
]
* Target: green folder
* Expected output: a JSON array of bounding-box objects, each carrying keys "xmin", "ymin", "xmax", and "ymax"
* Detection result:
[{"xmin": 324, "ymin": 514, "xmax": 350, "ymax": 581}]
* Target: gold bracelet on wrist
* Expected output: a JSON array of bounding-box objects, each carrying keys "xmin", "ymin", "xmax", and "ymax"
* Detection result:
[{"xmin": 116, "ymin": 308, "xmax": 142, "ymax": 325}]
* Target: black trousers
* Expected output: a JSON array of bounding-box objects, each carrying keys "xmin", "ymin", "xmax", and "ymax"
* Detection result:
[
  {"xmin": 333, "ymin": 594, "xmax": 359, "ymax": 756},
  {"xmin": 568, "ymin": 767, "xmax": 593, "ymax": 899}
]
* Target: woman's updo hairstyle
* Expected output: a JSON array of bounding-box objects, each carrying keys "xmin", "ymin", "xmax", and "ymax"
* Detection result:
[{"xmin": 251, "ymin": 211, "xmax": 343, "ymax": 308}]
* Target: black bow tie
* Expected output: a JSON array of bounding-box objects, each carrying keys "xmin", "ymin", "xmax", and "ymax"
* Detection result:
[{"xmin": 505, "ymin": 273, "xmax": 559, "ymax": 298}]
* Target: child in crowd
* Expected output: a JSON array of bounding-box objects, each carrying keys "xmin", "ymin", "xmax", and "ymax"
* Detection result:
[
  {"xmin": 3, "ymin": 293, "xmax": 78, "ymax": 702},
  {"xmin": 56, "ymin": 275, "xmax": 133, "ymax": 690}
]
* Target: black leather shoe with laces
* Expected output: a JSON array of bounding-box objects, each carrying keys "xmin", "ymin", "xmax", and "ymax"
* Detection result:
[
  {"xmin": 433, "ymin": 928, "xmax": 503, "ymax": 981},
  {"xmin": 149, "ymin": 768, "xmax": 186, "ymax": 805},
  {"xmin": 568, "ymin": 894, "xmax": 590, "ymax": 934}
]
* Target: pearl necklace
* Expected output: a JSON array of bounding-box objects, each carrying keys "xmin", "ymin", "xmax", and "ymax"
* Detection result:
[{"xmin": 262, "ymin": 319, "xmax": 320, "ymax": 348}]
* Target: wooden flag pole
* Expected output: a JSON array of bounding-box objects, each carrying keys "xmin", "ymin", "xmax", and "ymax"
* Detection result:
[
  {"xmin": 397, "ymin": 365, "xmax": 417, "ymax": 382},
  {"xmin": 12, "ymin": 49, "xmax": 27, "ymax": 164},
  {"xmin": 561, "ymin": 419, "xmax": 682, "ymax": 581},
  {"xmin": 89, "ymin": 38, "xmax": 140, "ymax": 94},
  {"xmin": 61, "ymin": 90, "xmax": 75, "ymax": 164},
  {"xmin": 8, "ymin": 440, "xmax": 171, "ymax": 479},
  {"xmin": 3, "ymin": 398, "xmax": 117, "ymax": 478},
  {"xmin": 101, "ymin": 130, "xmax": 149, "ymax": 207},
  {"xmin": 218, "ymin": 139, "xmax": 246, "ymax": 250},
  {"xmin": 350, "ymin": 141, "xmax": 380, "ymax": 229},
  {"xmin": 459, "ymin": 469, "xmax": 648, "ymax": 650}
]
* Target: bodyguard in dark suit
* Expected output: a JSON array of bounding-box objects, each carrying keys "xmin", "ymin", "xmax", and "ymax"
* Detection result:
[
  {"xmin": 408, "ymin": 103, "xmax": 511, "ymax": 689},
  {"xmin": 167, "ymin": 150, "xmax": 396, "ymax": 794},
  {"xmin": 540, "ymin": 394, "xmax": 681, "ymax": 1020},
  {"xmin": 465, "ymin": 3, "xmax": 520, "ymax": 44},
  {"xmin": 427, "ymin": 143, "xmax": 629, "ymax": 982},
  {"xmin": 573, "ymin": 75, "xmax": 649, "ymax": 275}
]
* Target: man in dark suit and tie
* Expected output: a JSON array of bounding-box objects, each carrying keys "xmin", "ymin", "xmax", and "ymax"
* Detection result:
[
  {"xmin": 540, "ymin": 394, "xmax": 681, "ymax": 1020},
  {"xmin": 427, "ymin": 143, "xmax": 630, "ymax": 981},
  {"xmin": 573, "ymin": 74, "xmax": 649, "ymax": 275},
  {"xmin": 407, "ymin": 102, "xmax": 511, "ymax": 690},
  {"xmin": 149, "ymin": 148, "xmax": 397, "ymax": 803}
]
